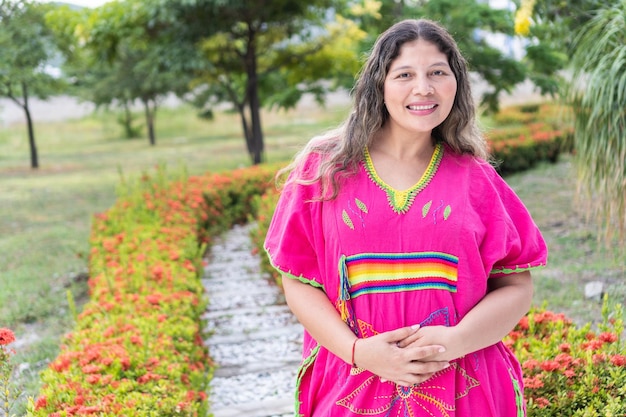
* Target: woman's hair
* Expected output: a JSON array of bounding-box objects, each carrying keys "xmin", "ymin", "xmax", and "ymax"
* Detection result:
[{"xmin": 280, "ymin": 18, "xmax": 487, "ymax": 199}]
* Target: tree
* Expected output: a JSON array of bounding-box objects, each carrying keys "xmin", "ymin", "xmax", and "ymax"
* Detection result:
[
  {"xmin": 0, "ymin": 0, "xmax": 62, "ymax": 169},
  {"xmin": 147, "ymin": 0, "xmax": 366, "ymax": 165},
  {"xmin": 517, "ymin": 0, "xmax": 626, "ymax": 248},
  {"xmin": 514, "ymin": 0, "xmax": 604, "ymax": 98},
  {"xmin": 568, "ymin": 1, "xmax": 626, "ymax": 246},
  {"xmin": 46, "ymin": 0, "xmax": 189, "ymax": 145}
]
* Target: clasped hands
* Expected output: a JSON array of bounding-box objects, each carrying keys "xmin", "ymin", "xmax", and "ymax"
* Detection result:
[{"xmin": 352, "ymin": 324, "xmax": 460, "ymax": 387}]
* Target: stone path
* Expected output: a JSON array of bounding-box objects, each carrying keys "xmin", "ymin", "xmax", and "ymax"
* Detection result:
[{"xmin": 202, "ymin": 223, "xmax": 303, "ymax": 417}]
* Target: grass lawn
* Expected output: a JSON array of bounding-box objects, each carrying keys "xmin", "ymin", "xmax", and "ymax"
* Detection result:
[{"xmin": 1, "ymin": 98, "xmax": 624, "ymax": 412}]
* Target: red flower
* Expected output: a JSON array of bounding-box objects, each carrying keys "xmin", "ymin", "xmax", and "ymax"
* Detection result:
[
  {"xmin": 582, "ymin": 340, "xmax": 604, "ymax": 351},
  {"xmin": 523, "ymin": 375, "xmax": 544, "ymax": 389},
  {"xmin": 82, "ymin": 364, "xmax": 100, "ymax": 374},
  {"xmin": 34, "ymin": 396, "xmax": 48, "ymax": 410},
  {"xmin": 558, "ymin": 343, "xmax": 571, "ymax": 352},
  {"xmin": 563, "ymin": 369, "xmax": 576, "ymax": 378},
  {"xmin": 540, "ymin": 360, "xmax": 560, "ymax": 372},
  {"xmin": 610, "ymin": 354, "xmax": 626, "ymax": 367},
  {"xmin": 534, "ymin": 397, "xmax": 551, "ymax": 408},
  {"xmin": 86, "ymin": 374, "xmax": 101, "ymax": 385},
  {"xmin": 598, "ymin": 332, "xmax": 618, "ymax": 343},
  {"xmin": 0, "ymin": 328, "xmax": 16, "ymax": 345},
  {"xmin": 522, "ymin": 359, "xmax": 540, "ymax": 370}
]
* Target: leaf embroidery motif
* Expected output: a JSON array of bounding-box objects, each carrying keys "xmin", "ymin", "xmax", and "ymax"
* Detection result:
[
  {"xmin": 422, "ymin": 200, "xmax": 432, "ymax": 218},
  {"xmin": 443, "ymin": 205, "xmax": 452, "ymax": 220},
  {"xmin": 355, "ymin": 198, "xmax": 368, "ymax": 213},
  {"xmin": 342, "ymin": 210, "xmax": 354, "ymax": 230}
]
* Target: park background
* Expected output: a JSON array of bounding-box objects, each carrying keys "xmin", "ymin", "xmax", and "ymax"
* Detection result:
[{"xmin": 1, "ymin": 0, "xmax": 625, "ymax": 416}]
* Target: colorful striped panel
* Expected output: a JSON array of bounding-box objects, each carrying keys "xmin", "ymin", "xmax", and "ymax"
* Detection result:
[{"xmin": 345, "ymin": 252, "xmax": 458, "ymax": 298}]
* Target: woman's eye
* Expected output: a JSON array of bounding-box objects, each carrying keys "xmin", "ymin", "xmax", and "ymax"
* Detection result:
[{"xmin": 432, "ymin": 70, "xmax": 445, "ymax": 76}]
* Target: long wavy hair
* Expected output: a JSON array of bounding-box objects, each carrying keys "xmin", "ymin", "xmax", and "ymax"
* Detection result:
[{"xmin": 280, "ymin": 18, "xmax": 487, "ymax": 199}]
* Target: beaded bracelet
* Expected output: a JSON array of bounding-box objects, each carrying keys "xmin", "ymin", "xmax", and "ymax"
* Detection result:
[{"xmin": 351, "ymin": 338, "xmax": 359, "ymax": 368}]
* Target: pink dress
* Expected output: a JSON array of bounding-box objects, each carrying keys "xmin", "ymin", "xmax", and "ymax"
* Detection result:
[{"xmin": 264, "ymin": 143, "xmax": 547, "ymax": 417}]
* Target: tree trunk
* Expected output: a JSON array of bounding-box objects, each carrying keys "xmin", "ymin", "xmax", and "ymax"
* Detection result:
[
  {"xmin": 245, "ymin": 26, "xmax": 264, "ymax": 165},
  {"xmin": 21, "ymin": 82, "xmax": 39, "ymax": 169},
  {"xmin": 143, "ymin": 99, "xmax": 157, "ymax": 146},
  {"xmin": 237, "ymin": 102, "xmax": 254, "ymax": 160}
]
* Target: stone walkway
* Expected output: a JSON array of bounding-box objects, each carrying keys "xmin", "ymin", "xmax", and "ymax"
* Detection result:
[{"xmin": 202, "ymin": 223, "xmax": 303, "ymax": 417}]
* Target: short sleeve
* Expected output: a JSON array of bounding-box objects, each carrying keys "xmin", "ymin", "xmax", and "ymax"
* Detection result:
[
  {"xmin": 263, "ymin": 156, "xmax": 325, "ymax": 289},
  {"xmin": 475, "ymin": 163, "xmax": 548, "ymax": 278}
]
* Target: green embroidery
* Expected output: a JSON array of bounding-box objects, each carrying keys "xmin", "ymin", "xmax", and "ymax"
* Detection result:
[
  {"xmin": 490, "ymin": 262, "xmax": 547, "ymax": 276},
  {"xmin": 342, "ymin": 209, "xmax": 354, "ymax": 230},
  {"xmin": 364, "ymin": 143, "xmax": 443, "ymax": 214},
  {"xmin": 443, "ymin": 204, "xmax": 452, "ymax": 220},
  {"xmin": 355, "ymin": 198, "xmax": 368, "ymax": 213},
  {"xmin": 422, "ymin": 200, "xmax": 432, "ymax": 218},
  {"xmin": 510, "ymin": 369, "xmax": 525, "ymax": 417}
]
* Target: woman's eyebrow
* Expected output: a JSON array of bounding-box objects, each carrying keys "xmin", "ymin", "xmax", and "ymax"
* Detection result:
[{"xmin": 389, "ymin": 62, "xmax": 450, "ymax": 73}]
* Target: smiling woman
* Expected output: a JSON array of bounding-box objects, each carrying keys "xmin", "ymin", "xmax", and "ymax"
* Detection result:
[{"xmin": 263, "ymin": 18, "xmax": 547, "ymax": 417}]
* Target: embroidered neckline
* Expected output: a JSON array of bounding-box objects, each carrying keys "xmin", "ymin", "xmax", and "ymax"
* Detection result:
[{"xmin": 363, "ymin": 142, "xmax": 443, "ymax": 214}]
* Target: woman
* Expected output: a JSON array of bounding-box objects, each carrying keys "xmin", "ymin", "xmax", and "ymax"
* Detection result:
[{"xmin": 264, "ymin": 18, "xmax": 547, "ymax": 417}]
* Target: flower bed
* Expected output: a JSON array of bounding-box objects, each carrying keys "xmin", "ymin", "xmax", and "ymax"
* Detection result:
[
  {"xmin": 487, "ymin": 103, "xmax": 574, "ymax": 174},
  {"xmin": 29, "ymin": 165, "xmax": 277, "ymax": 416},
  {"xmin": 505, "ymin": 302, "xmax": 625, "ymax": 415}
]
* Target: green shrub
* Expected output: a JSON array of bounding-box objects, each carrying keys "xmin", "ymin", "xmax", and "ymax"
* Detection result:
[
  {"xmin": 506, "ymin": 299, "xmax": 625, "ymax": 416},
  {"xmin": 29, "ymin": 165, "xmax": 275, "ymax": 416}
]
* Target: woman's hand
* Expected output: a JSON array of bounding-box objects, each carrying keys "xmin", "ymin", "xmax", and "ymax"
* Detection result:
[
  {"xmin": 353, "ymin": 325, "xmax": 450, "ymax": 387},
  {"xmin": 396, "ymin": 325, "xmax": 462, "ymax": 362}
]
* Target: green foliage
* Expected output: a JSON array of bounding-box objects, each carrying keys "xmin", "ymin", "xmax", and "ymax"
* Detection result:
[
  {"xmin": 488, "ymin": 103, "xmax": 574, "ymax": 174},
  {"xmin": 0, "ymin": 0, "xmax": 66, "ymax": 168},
  {"xmin": 567, "ymin": 0, "xmax": 626, "ymax": 247},
  {"xmin": 1, "ymin": 328, "xmax": 21, "ymax": 417},
  {"xmin": 46, "ymin": 0, "xmax": 190, "ymax": 144},
  {"xmin": 515, "ymin": 0, "xmax": 605, "ymax": 98},
  {"xmin": 506, "ymin": 298, "xmax": 626, "ymax": 416},
  {"xmin": 150, "ymin": 0, "xmax": 366, "ymax": 164},
  {"xmin": 28, "ymin": 164, "xmax": 276, "ymax": 415}
]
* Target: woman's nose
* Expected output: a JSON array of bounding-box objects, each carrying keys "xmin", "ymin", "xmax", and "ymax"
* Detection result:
[{"xmin": 412, "ymin": 76, "xmax": 433, "ymax": 95}]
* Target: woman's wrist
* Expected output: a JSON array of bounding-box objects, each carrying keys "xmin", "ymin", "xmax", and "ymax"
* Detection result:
[{"xmin": 351, "ymin": 338, "xmax": 359, "ymax": 368}]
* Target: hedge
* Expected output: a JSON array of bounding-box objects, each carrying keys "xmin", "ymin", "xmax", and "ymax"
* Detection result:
[{"xmin": 29, "ymin": 165, "xmax": 277, "ymax": 416}]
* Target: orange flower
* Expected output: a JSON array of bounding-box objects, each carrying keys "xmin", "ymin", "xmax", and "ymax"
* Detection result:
[
  {"xmin": 0, "ymin": 328, "xmax": 15, "ymax": 345},
  {"xmin": 610, "ymin": 354, "xmax": 626, "ymax": 367},
  {"xmin": 598, "ymin": 332, "xmax": 618, "ymax": 343},
  {"xmin": 534, "ymin": 397, "xmax": 551, "ymax": 408},
  {"xmin": 34, "ymin": 395, "xmax": 48, "ymax": 410}
]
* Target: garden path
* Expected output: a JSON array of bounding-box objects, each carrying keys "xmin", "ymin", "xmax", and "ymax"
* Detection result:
[{"xmin": 202, "ymin": 223, "xmax": 302, "ymax": 417}]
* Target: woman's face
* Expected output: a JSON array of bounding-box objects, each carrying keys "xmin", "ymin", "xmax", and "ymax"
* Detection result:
[{"xmin": 383, "ymin": 39, "xmax": 457, "ymax": 138}]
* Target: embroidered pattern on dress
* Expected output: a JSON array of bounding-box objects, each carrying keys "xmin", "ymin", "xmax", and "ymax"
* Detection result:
[
  {"xmin": 336, "ymin": 315, "xmax": 480, "ymax": 416},
  {"xmin": 343, "ymin": 252, "xmax": 459, "ymax": 299},
  {"xmin": 342, "ymin": 198, "xmax": 369, "ymax": 230},
  {"xmin": 422, "ymin": 199, "xmax": 453, "ymax": 224},
  {"xmin": 510, "ymin": 368, "xmax": 525, "ymax": 417},
  {"xmin": 364, "ymin": 143, "xmax": 443, "ymax": 214}
]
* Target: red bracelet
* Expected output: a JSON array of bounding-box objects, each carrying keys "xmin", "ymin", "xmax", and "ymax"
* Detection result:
[{"xmin": 351, "ymin": 338, "xmax": 359, "ymax": 368}]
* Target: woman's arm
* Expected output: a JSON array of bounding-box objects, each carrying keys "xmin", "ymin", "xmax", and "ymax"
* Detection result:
[
  {"xmin": 283, "ymin": 276, "xmax": 451, "ymax": 386},
  {"xmin": 399, "ymin": 271, "xmax": 533, "ymax": 361}
]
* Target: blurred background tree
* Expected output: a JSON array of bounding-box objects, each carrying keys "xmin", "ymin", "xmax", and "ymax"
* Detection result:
[
  {"xmin": 0, "ymin": 0, "xmax": 64, "ymax": 168},
  {"xmin": 516, "ymin": 0, "xmax": 626, "ymax": 248},
  {"xmin": 43, "ymin": 0, "xmax": 538, "ymax": 165}
]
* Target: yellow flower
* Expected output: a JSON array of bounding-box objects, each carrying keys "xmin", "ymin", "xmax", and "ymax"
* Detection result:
[{"xmin": 514, "ymin": 0, "xmax": 536, "ymax": 36}]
